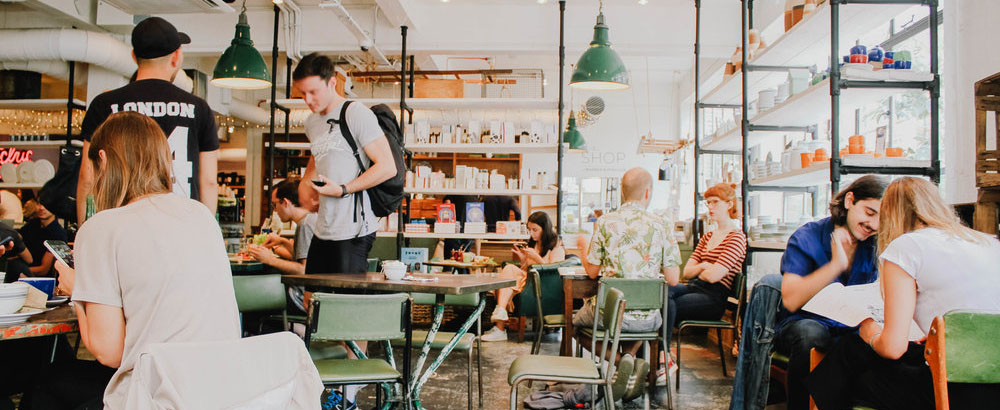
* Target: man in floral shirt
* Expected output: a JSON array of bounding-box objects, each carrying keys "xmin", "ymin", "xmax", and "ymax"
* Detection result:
[{"xmin": 574, "ymin": 168, "xmax": 681, "ymax": 398}]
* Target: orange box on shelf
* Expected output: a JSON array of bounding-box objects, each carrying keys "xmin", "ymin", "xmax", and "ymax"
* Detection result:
[
  {"xmin": 800, "ymin": 153, "xmax": 813, "ymax": 168},
  {"xmin": 849, "ymin": 144, "xmax": 865, "ymax": 154},
  {"xmin": 886, "ymin": 147, "xmax": 904, "ymax": 157},
  {"xmin": 848, "ymin": 135, "xmax": 865, "ymax": 145},
  {"xmin": 813, "ymin": 148, "xmax": 829, "ymax": 162}
]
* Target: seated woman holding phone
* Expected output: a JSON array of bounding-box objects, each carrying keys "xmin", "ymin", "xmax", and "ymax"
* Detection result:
[
  {"xmin": 21, "ymin": 112, "xmax": 241, "ymax": 409},
  {"xmin": 482, "ymin": 211, "xmax": 565, "ymax": 342}
]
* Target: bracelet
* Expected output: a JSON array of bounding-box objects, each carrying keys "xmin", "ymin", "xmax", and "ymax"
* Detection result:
[{"xmin": 867, "ymin": 330, "xmax": 882, "ymax": 348}]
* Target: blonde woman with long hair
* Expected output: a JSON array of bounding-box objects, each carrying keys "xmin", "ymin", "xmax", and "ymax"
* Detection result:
[
  {"xmin": 807, "ymin": 177, "xmax": 1000, "ymax": 410},
  {"xmin": 24, "ymin": 112, "xmax": 240, "ymax": 410}
]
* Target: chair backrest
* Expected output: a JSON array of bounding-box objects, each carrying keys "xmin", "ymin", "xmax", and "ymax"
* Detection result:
[
  {"xmin": 942, "ymin": 310, "xmax": 1000, "ymax": 383},
  {"xmin": 232, "ymin": 274, "xmax": 286, "ymax": 313},
  {"xmin": 410, "ymin": 292, "xmax": 479, "ymax": 307},
  {"xmin": 597, "ymin": 277, "xmax": 665, "ymax": 312},
  {"xmin": 127, "ymin": 332, "xmax": 323, "ymax": 409},
  {"xmin": 520, "ymin": 258, "xmax": 579, "ymax": 317},
  {"xmin": 307, "ymin": 293, "xmax": 410, "ymax": 343},
  {"xmin": 598, "ymin": 288, "xmax": 627, "ymax": 383}
]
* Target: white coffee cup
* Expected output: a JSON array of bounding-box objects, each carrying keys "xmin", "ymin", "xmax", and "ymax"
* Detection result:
[{"xmin": 381, "ymin": 260, "xmax": 407, "ymax": 281}]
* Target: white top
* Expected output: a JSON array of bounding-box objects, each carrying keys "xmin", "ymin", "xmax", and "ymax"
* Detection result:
[
  {"xmin": 304, "ymin": 101, "xmax": 384, "ymax": 241},
  {"xmin": 879, "ymin": 227, "xmax": 1000, "ymax": 334},
  {"xmin": 72, "ymin": 193, "xmax": 241, "ymax": 409}
]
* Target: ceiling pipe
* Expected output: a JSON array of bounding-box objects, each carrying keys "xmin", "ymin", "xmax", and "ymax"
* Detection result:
[
  {"xmin": 0, "ymin": 29, "xmax": 136, "ymax": 78},
  {"xmin": 278, "ymin": 0, "xmax": 304, "ymax": 61},
  {"xmin": 0, "ymin": 60, "xmax": 71, "ymax": 81},
  {"xmin": 319, "ymin": 0, "xmax": 392, "ymax": 67}
]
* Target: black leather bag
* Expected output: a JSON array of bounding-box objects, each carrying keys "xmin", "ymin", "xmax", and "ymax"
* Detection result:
[{"xmin": 37, "ymin": 144, "xmax": 82, "ymax": 223}]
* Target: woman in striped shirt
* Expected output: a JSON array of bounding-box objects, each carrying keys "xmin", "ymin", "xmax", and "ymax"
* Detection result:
[{"xmin": 666, "ymin": 183, "xmax": 747, "ymax": 355}]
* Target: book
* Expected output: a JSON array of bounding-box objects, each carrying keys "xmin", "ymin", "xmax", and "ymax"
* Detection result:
[
  {"xmin": 436, "ymin": 202, "xmax": 456, "ymax": 224},
  {"xmin": 802, "ymin": 282, "xmax": 925, "ymax": 340},
  {"xmin": 466, "ymin": 202, "xmax": 485, "ymax": 223}
]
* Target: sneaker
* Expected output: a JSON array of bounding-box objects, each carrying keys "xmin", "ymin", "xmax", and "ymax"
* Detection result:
[
  {"xmin": 655, "ymin": 355, "xmax": 678, "ymax": 386},
  {"xmin": 490, "ymin": 306, "xmax": 509, "ymax": 322},
  {"xmin": 623, "ymin": 358, "xmax": 649, "ymax": 401},
  {"xmin": 320, "ymin": 390, "xmax": 356, "ymax": 410},
  {"xmin": 480, "ymin": 326, "xmax": 507, "ymax": 342},
  {"xmin": 611, "ymin": 354, "xmax": 634, "ymax": 401}
]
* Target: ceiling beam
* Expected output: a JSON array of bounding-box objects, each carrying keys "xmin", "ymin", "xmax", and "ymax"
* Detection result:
[{"xmin": 373, "ymin": 0, "xmax": 418, "ymax": 31}]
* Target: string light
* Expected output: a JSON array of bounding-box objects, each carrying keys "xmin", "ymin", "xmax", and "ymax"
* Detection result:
[{"xmin": 0, "ymin": 109, "xmax": 83, "ymax": 135}]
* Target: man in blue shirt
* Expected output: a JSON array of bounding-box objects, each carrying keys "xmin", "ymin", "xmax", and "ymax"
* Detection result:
[{"xmin": 776, "ymin": 175, "xmax": 888, "ymax": 410}]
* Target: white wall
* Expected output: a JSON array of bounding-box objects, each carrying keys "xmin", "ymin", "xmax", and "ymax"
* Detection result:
[{"xmin": 943, "ymin": 0, "xmax": 1000, "ymax": 204}]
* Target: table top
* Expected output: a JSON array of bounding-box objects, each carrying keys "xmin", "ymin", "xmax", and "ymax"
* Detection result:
[
  {"xmin": 282, "ymin": 272, "xmax": 516, "ymax": 295},
  {"xmin": 0, "ymin": 305, "xmax": 78, "ymax": 341},
  {"xmin": 424, "ymin": 260, "xmax": 493, "ymax": 269}
]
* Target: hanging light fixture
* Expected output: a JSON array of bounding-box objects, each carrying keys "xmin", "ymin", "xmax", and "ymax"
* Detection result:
[
  {"xmin": 563, "ymin": 113, "xmax": 587, "ymax": 151},
  {"xmin": 570, "ymin": 0, "xmax": 630, "ymax": 91},
  {"xmin": 212, "ymin": 1, "xmax": 272, "ymax": 90},
  {"xmin": 659, "ymin": 157, "xmax": 672, "ymax": 181}
]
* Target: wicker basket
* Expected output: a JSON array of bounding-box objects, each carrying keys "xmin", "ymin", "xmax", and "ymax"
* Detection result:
[{"xmin": 411, "ymin": 304, "xmax": 459, "ymax": 326}]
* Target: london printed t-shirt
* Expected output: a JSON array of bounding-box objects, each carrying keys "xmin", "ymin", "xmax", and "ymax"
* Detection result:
[
  {"xmin": 303, "ymin": 101, "xmax": 384, "ymax": 241},
  {"xmin": 81, "ymin": 79, "xmax": 219, "ymax": 201}
]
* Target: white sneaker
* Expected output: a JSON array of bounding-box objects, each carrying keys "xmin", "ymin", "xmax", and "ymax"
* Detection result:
[
  {"xmin": 490, "ymin": 306, "xmax": 509, "ymax": 322},
  {"xmin": 480, "ymin": 326, "xmax": 507, "ymax": 342}
]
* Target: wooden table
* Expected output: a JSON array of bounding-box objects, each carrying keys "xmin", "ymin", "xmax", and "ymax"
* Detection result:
[
  {"xmin": 282, "ymin": 272, "xmax": 515, "ymax": 410},
  {"xmin": 0, "ymin": 305, "xmax": 78, "ymax": 363},
  {"xmin": 423, "ymin": 260, "xmax": 494, "ymax": 275},
  {"xmin": 560, "ymin": 270, "xmax": 598, "ymax": 356}
]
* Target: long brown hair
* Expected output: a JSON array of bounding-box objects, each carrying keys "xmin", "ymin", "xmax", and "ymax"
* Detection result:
[
  {"xmin": 88, "ymin": 112, "xmax": 173, "ymax": 211},
  {"xmin": 877, "ymin": 177, "xmax": 986, "ymax": 256},
  {"xmin": 526, "ymin": 211, "xmax": 558, "ymax": 258}
]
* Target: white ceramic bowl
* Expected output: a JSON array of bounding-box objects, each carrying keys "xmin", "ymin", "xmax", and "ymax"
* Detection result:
[
  {"xmin": 0, "ymin": 283, "xmax": 28, "ymax": 314},
  {"xmin": 384, "ymin": 266, "xmax": 407, "ymax": 281}
]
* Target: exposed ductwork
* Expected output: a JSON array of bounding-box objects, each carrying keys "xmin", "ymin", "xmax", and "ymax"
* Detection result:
[
  {"xmin": 319, "ymin": 0, "xmax": 392, "ymax": 67},
  {"xmin": 0, "ymin": 29, "xmax": 136, "ymax": 78},
  {"xmin": 0, "ymin": 60, "xmax": 71, "ymax": 81},
  {"xmin": 278, "ymin": 0, "xmax": 304, "ymax": 62}
]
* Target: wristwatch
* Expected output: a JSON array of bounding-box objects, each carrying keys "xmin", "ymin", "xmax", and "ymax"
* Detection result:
[{"xmin": 340, "ymin": 184, "xmax": 348, "ymax": 197}]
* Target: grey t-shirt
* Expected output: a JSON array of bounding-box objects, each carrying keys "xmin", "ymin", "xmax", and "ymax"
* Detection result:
[
  {"xmin": 304, "ymin": 101, "xmax": 384, "ymax": 241},
  {"xmin": 294, "ymin": 213, "xmax": 318, "ymax": 261},
  {"xmin": 72, "ymin": 193, "xmax": 241, "ymax": 409}
]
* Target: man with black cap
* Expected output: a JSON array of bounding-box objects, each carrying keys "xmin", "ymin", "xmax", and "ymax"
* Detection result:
[{"xmin": 76, "ymin": 16, "xmax": 219, "ymax": 223}]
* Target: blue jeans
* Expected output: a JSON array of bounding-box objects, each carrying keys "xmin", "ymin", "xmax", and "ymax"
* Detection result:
[
  {"xmin": 729, "ymin": 274, "xmax": 783, "ymax": 410},
  {"xmin": 665, "ymin": 283, "xmax": 727, "ymax": 351}
]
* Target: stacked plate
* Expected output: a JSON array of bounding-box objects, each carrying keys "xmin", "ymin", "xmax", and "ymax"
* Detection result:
[
  {"xmin": 0, "ymin": 283, "xmax": 28, "ymax": 315},
  {"xmin": 0, "ymin": 160, "xmax": 55, "ymax": 184}
]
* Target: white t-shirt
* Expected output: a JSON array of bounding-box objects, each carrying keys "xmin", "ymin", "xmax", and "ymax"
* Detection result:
[
  {"xmin": 294, "ymin": 212, "xmax": 318, "ymax": 261},
  {"xmin": 72, "ymin": 193, "xmax": 241, "ymax": 409},
  {"xmin": 879, "ymin": 227, "xmax": 1000, "ymax": 334},
  {"xmin": 304, "ymin": 101, "xmax": 384, "ymax": 241}
]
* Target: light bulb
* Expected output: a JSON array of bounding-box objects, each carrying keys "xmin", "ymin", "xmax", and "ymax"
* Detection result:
[{"xmin": 638, "ymin": 0, "xmax": 648, "ymax": 4}]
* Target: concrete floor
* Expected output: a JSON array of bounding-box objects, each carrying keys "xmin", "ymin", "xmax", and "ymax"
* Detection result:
[{"xmin": 355, "ymin": 328, "xmax": 737, "ymax": 410}]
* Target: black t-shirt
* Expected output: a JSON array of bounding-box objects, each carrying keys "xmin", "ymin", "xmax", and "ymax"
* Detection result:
[
  {"xmin": 81, "ymin": 79, "xmax": 219, "ymax": 201},
  {"xmin": 18, "ymin": 218, "xmax": 68, "ymax": 267},
  {"xmin": 0, "ymin": 226, "xmax": 29, "ymax": 282}
]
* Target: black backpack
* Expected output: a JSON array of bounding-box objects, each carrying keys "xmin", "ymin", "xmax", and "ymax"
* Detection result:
[
  {"xmin": 334, "ymin": 101, "xmax": 407, "ymax": 218},
  {"xmin": 37, "ymin": 144, "xmax": 83, "ymax": 224}
]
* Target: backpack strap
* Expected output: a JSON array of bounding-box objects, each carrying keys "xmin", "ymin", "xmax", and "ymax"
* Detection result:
[{"xmin": 331, "ymin": 100, "xmax": 365, "ymax": 225}]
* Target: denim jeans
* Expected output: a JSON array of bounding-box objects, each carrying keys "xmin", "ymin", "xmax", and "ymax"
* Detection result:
[
  {"xmin": 665, "ymin": 283, "xmax": 727, "ymax": 351},
  {"xmin": 729, "ymin": 274, "xmax": 783, "ymax": 410}
]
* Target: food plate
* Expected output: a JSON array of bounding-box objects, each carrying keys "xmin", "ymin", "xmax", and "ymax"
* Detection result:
[
  {"xmin": 46, "ymin": 296, "xmax": 69, "ymax": 307},
  {"xmin": 0, "ymin": 309, "xmax": 46, "ymax": 326},
  {"xmin": 0, "ymin": 163, "xmax": 16, "ymax": 183},
  {"xmin": 33, "ymin": 160, "xmax": 55, "ymax": 183},
  {"xmin": 17, "ymin": 161, "xmax": 34, "ymax": 183}
]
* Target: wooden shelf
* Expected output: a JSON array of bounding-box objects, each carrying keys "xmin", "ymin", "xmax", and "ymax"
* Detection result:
[
  {"xmin": 0, "ymin": 140, "xmax": 83, "ymax": 148},
  {"xmin": 406, "ymin": 143, "xmax": 558, "ymax": 154},
  {"xmin": 0, "ymin": 99, "xmax": 86, "ymax": 111},
  {"xmin": 275, "ymin": 98, "xmax": 557, "ymax": 111},
  {"xmin": 749, "ymin": 240, "xmax": 787, "ymax": 251},
  {"xmin": 406, "ymin": 187, "xmax": 557, "ymax": 196},
  {"xmin": 0, "ymin": 182, "xmax": 46, "ymax": 189},
  {"xmin": 751, "ymin": 158, "xmax": 931, "ymax": 187}
]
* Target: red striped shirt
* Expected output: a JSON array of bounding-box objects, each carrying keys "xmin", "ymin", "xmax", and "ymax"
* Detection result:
[{"xmin": 689, "ymin": 230, "xmax": 748, "ymax": 289}]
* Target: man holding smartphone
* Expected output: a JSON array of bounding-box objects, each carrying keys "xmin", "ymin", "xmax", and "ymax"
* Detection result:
[{"xmin": 291, "ymin": 53, "xmax": 395, "ymax": 275}]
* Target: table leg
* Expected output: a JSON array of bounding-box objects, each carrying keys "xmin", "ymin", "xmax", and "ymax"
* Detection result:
[
  {"xmin": 49, "ymin": 334, "xmax": 58, "ymax": 363},
  {"xmin": 411, "ymin": 294, "xmax": 487, "ymax": 410},
  {"xmin": 409, "ymin": 295, "xmax": 445, "ymax": 395},
  {"xmin": 562, "ymin": 279, "xmax": 574, "ymax": 356}
]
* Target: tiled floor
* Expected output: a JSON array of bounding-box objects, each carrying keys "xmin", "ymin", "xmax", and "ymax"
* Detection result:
[{"xmin": 358, "ymin": 328, "xmax": 738, "ymax": 409}]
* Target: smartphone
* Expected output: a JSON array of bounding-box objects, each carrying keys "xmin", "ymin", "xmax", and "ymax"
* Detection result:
[
  {"xmin": 312, "ymin": 179, "xmax": 327, "ymax": 187},
  {"xmin": 0, "ymin": 236, "xmax": 12, "ymax": 247},
  {"xmin": 43, "ymin": 240, "xmax": 74, "ymax": 268}
]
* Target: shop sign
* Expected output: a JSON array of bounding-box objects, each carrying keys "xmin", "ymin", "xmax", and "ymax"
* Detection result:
[
  {"xmin": 578, "ymin": 150, "xmax": 629, "ymax": 176},
  {"xmin": 0, "ymin": 148, "xmax": 33, "ymax": 165}
]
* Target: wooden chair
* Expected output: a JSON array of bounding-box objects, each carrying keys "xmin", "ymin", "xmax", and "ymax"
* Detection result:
[
  {"xmin": 924, "ymin": 310, "xmax": 1000, "ymax": 410},
  {"xmin": 676, "ymin": 271, "xmax": 748, "ymax": 389}
]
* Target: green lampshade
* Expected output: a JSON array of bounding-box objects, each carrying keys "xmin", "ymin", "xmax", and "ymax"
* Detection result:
[
  {"xmin": 570, "ymin": 12, "xmax": 630, "ymax": 91},
  {"xmin": 563, "ymin": 114, "xmax": 587, "ymax": 151},
  {"xmin": 212, "ymin": 10, "xmax": 271, "ymax": 90}
]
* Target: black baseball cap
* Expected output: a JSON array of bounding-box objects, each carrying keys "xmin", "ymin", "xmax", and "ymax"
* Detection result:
[{"xmin": 131, "ymin": 17, "xmax": 191, "ymax": 59}]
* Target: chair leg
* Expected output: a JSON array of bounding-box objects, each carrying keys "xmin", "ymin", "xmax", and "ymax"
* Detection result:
[
  {"xmin": 531, "ymin": 322, "xmax": 542, "ymax": 355},
  {"xmin": 675, "ymin": 327, "xmax": 682, "ymax": 391},
  {"xmin": 642, "ymin": 341, "xmax": 651, "ymax": 410},
  {"xmin": 477, "ymin": 316, "xmax": 483, "ymax": 407},
  {"xmin": 467, "ymin": 347, "xmax": 473, "ymax": 410},
  {"xmin": 602, "ymin": 383, "xmax": 614, "ymax": 410},
  {"xmin": 376, "ymin": 382, "xmax": 382, "ymax": 408},
  {"xmin": 717, "ymin": 328, "xmax": 728, "ymax": 377},
  {"xmin": 510, "ymin": 382, "xmax": 519, "ymax": 410},
  {"xmin": 517, "ymin": 316, "xmax": 526, "ymax": 343}
]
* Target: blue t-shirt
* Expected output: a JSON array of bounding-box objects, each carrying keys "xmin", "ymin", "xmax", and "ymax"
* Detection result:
[{"xmin": 777, "ymin": 217, "xmax": 879, "ymax": 330}]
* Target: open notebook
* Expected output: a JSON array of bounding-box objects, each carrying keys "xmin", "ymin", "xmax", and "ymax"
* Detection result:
[{"xmin": 802, "ymin": 281, "xmax": 925, "ymax": 341}]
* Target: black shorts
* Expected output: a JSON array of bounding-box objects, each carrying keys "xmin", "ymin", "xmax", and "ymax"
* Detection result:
[{"xmin": 304, "ymin": 232, "xmax": 376, "ymax": 275}]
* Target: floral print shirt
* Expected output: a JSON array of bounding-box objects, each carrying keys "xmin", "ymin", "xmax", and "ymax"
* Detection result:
[{"xmin": 587, "ymin": 202, "xmax": 682, "ymax": 320}]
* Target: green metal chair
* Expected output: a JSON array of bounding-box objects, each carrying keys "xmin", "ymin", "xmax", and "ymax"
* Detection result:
[
  {"xmin": 512, "ymin": 256, "xmax": 580, "ymax": 344},
  {"xmin": 925, "ymin": 309, "xmax": 1000, "ymax": 410},
  {"xmin": 580, "ymin": 277, "xmax": 672, "ymax": 410},
  {"xmin": 675, "ymin": 271, "xmax": 747, "ymax": 389},
  {"xmin": 232, "ymin": 274, "xmax": 347, "ymax": 361},
  {"xmin": 306, "ymin": 293, "xmax": 411, "ymax": 407},
  {"xmin": 508, "ymin": 287, "xmax": 627, "ymax": 410},
  {"xmin": 390, "ymin": 293, "xmax": 482, "ymax": 410}
]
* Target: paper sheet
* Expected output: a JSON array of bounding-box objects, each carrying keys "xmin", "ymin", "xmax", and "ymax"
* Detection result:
[{"xmin": 802, "ymin": 282, "xmax": 924, "ymax": 340}]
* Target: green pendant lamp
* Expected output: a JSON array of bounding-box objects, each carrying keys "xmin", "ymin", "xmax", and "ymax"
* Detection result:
[
  {"xmin": 563, "ymin": 112, "xmax": 587, "ymax": 151},
  {"xmin": 570, "ymin": 1, "xmax": 630, "ymax": 91},
  {"xmin": 212, "ymin": 3, "xmax": 271, "ymax": 90}
]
